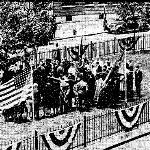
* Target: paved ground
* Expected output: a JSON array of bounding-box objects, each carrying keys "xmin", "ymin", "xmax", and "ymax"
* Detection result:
[
  {"xmin": 79, "ymin": 122, "xmax": 150, "ymax": 150},
  {"xmin": 114, "ymin": 133, "xmax": 150, "ymax": 150}
]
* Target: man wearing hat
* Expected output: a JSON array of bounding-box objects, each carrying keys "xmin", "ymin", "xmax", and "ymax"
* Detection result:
[
  {"xmin": 135, "ymin": 65, "xmax": 142, "ymax": 99},
  {"xmin": 75, "ymin": 73, "xmax": 88, "ymax": 111},
  {"xmin": 68, "ymin": 62, "xmax": 77, "ymax": 80}
]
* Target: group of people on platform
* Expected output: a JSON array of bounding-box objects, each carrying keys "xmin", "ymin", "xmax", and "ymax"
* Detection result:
[{"xmin": 0, "ymin": 55, "xmax": 143, "ymax": 122}]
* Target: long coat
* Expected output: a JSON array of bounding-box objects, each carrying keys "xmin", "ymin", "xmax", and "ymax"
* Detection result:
[{"xmin": 135, "ymin": 70, "xmax": 142, "ymax": 86}]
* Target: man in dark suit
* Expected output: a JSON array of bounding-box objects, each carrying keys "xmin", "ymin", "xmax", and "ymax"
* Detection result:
[
  {"xmin": 135, "ymin": 65, "xmax": 142, "ymax": 99},
  {"xmin": 127, "ymin": 70, "xmax": 134, "ymax": 99}
]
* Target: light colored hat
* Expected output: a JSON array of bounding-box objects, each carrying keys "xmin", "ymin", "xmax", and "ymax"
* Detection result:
[{"xmin": 33, "ymin": 83, "xmax": 38, "ymax": 87}]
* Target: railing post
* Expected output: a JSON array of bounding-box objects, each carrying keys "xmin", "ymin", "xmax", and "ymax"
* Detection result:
[
  {"xmin": 34, "ymin": 130, "xmax": 38, "ymax": 150},
  {"xmin": 106, "ymin": 40, "xmax": 108, "ymax": 55},
  {"xmin": 113, "ymin": 37, "xmax": 116, "ymax": 55},
  {"xmin": 103, "ymin": 42, "xmax": 105, "ymax": 56},
  {"xmin": 90, "ymin": 41, "xmax": 93, "ymax": 61},
  {"xmin": 64, "ymin": 46, "xmax": 67, "ymax": 60},
  {"xmin": 84, "ymin": 115, "xmax": 87, "ymax": 147},
  {"xmin": 143, "ymin": 34, "xmax": 145, "ymax": 51}
]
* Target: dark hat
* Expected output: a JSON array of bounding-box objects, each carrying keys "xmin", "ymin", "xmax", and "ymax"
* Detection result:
[
  {"xmin": 135, "ymin": 65, "xmax": 139, "ymax": 68},
  {"xmin": 78, "ymin": 73, "xmax": 83, "ymax": 79},
  {"xmin": 9, "ymin": 57, "xmax": 17, "ymax": 65},
  {"xmin": 46, "ymin": 59, "xmax": 51, "ymax": 63},
  {"xmin": 103, "ymin": 65, "xmax": 107, "ymax": 69}
]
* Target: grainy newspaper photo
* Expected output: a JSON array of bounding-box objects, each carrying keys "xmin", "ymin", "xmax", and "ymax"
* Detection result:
[{"xmin": 0, "ymin": 1, "xmax": 150, "ymax": 150}]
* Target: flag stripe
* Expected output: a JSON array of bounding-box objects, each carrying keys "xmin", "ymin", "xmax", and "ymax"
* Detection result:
[
  {"xmin": 2, "ymin": 95, "xmax": 21, "ymax": 106},
  {"xmin": 2, "ymin": 78, "xmax": 14, "ymax": 86},
  {"xmin": 0, "ymin": 86, "xmax": 15, "ymax": 98},
  {"xmin": 0, "ymin": 86, "xmax": 21, "ymax": 101},
  {"xmin": 0, "ymin": 83, "xmax": 32, "ymax": 103},
  {"xmin": 0, "ymin": 96, "xmax": 21, "ymax": 110},
  {"xmin": 0, "ymin": 89, "xmax": 22, "ymax": 105},
  {"xmin": 0, "ymin": 80, "xmax": 14, "ymax": 93}
]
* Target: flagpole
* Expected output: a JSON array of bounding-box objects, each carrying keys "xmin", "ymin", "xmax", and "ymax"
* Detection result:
[
  {"xmin": 79, "ymin": 36, "xmax": 83, "ymax": 65},
  {"xmin": 124, "ymin": 48, "xmax": 127, "ymax": 104},
  {"xmin": 30, "ymin": 63, "xmax": 37, "ymax": 150},
  {"xmin": 30, "ymin": 63, "xmax": 35, "ymax": 121}
]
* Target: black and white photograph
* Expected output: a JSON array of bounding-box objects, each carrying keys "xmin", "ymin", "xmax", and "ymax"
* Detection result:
[{"xmin": 0, "ymin": 1, "xmax": 150, "ymax": 149}]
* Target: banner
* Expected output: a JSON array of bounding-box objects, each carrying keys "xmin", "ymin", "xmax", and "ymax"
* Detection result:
[
  {"xmin": 41, "ymin": 123, "xmax": 81, "ymax": 150},
  {"xmin": 67, "ymin": 37, "xmax": 88, "ymax": 61},
  {"xmin": 118, "ymin": 36, "xmax": 140, "ymax": 51},
  {"xmin": 52, "ymin": 49, "xmax": 61, "ymax": 62},
  {"xmin": 115, "ymin": 102, "xmax": 146, "ymax": 130}
]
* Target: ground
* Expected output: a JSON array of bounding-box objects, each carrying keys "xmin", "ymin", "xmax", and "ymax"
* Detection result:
[{"xmin": 80, "ymin": 122, "xmax": 150, "ymax": 150}]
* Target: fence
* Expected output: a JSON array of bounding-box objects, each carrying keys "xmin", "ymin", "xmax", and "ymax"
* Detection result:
[
  {"xmin": 1, "ymin": 99, "xmax": 149, "ymax": 149},
  {"xmin": 31, "ymin": 33, "xmax": 150, "ymax": 66},
  {"xmin": 70, "ymin": 99, "xmax": 150, "ymax": 149}
]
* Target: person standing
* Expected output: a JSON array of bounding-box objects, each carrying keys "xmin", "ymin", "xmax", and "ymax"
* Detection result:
[
  {"xmin": 45, "ymin": 59, "xmax": 53, "ymax": 77},
  {"xmin": 134, "ymin": 65, "xmax": 142, "ymax": 99},
  {"xmin": 62, "ymin": 58, "xmax": 70, "ymax": 76},
  {"xmin": 87, "ymin": 70, "xmax": 96, "ymax": 108},
  {"xmin": 75, "ymin": 73, "xmax": 88, "ymax": 112},
  {"xmin": 65, "ymin": 76, "xmax": 77, "ymax": 112},
  {"xmin": 126, "ymin": 69, "xmax": 134, "ymax": 100},
  {"xmin": 33, "ymin": 62, "xmax": 47, "ymax": 116},
  {"xmin": 96, "ymin": 62, "xmax": 102, "ymax": 80},
  {"xmin": 68, "ymin": 62, "xmax": 77, "ymax": 80},
  {"xmin": 57, "ymin": 62, "xmax": 64, "ymax": 78},
  {"xmin": 32, "ymin": 83, "xmax": 40, "ymax": 120}
]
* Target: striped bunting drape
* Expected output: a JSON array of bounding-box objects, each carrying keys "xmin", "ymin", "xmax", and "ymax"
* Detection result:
[
  {"xmin": 4, "ymin": 123, "xmax": 81, "ymax": 150},
  {"xmin": 41, "ymin": 123, "xmax": 81, "ymax": 150},
  {"xmin": 115, "ymin": 102, "xmax": 146, "ymax": 130}
]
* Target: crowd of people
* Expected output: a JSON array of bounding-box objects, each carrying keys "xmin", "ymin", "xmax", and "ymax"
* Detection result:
[
  {"xmin": 33, "ymin": 58, "xmax": 99, "ymax": 119},
  {"xmin": 0, "ymin": 54, "xmax": 143, "ymax": 122},
  {"xmin": 32, "ymin": 57, "xmax": 134, "ymax": 119}
]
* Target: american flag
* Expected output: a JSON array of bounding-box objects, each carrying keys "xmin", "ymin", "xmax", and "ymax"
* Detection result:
[{"xmin": 0, "ymin": 67, "xmax": 33, "ymax": 111}]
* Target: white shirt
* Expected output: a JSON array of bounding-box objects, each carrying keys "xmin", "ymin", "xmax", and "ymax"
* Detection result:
[
  {"xmin": 68, "ymin": 66, "xmax": 76, "ymax": 76},
  {"xmin": 85, "ymin": 64, "xmax": 90, "ymax": 70},
  {"xmin": 92, "ymin": 66, "xmax": 97, "ymax": 76},
  {"xmin": 75, "ymin": 80, "xmax": 88, "ymax": 92}
]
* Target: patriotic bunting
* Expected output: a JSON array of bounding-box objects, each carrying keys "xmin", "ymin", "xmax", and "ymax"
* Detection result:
[
  {"xmin": 118, "ymin": 36, "xmax": 140, "ymax": 51},
  {"xmin": 41, "ymin": 123, "xmax": 81, "ymax": 150},
  {"xmin": 67, "ymin": 36, "xmax": 89, "ymax": 61},
  {"xmin": 115, "ymin": 103, "xmax": 146, "ymax": 130},
  {"xmin": 5, "ymin": 141, "xmax": 21, "ymax": 150}
]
